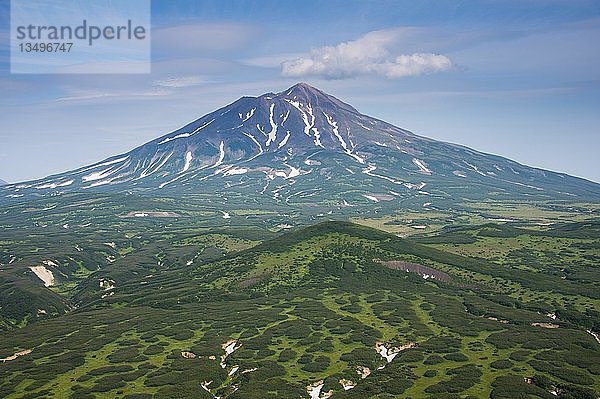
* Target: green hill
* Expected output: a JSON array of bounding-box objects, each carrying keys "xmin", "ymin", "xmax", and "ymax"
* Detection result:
[{"xmin": 1, "ymin": 221, "xmax": 598, "ymax": 398}]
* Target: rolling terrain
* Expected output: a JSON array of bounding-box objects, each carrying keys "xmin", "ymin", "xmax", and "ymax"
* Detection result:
[
  {"xmin": 0, "ymin": 221, "xmax": 599, "ymax": 399},
  {"xmin": 0, "ymin": 83, "xmax": 599, "ymax": 398}
]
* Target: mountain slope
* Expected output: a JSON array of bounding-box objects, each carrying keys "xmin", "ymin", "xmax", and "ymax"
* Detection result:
[
  {"xmin": 1, "ymin": 221, "xmax": 599, "ymax": 399},
  {"xmin": 0, "ymin": 179, "xmax": 7, "ymax": 186},
  {"xmin": 2, "ymin": 83, "xmax": 599, "ymax": 207}
]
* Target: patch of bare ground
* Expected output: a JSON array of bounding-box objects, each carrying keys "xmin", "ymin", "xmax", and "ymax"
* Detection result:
[
  {"xmin": 531, "ymin": 322, "xmax": 560, "ymax": 329},
  {"xmin": 121, "ymin": 211, "xmax": 181, "ymax": 218},
  {"xmin": 1, "ymin": 349, "xmax": 32, "ymax": 363},
  {"xmin": 376, "ymin": 259, "xmax": 451, "ymax": 282},
  {"xmin": 239, "ymin": 277, "xmax": 261, "ymax": 288}
]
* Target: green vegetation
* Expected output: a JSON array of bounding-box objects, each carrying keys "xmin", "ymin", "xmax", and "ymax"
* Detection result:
[{"xmin": 0, "ymin": 190, "xmax": 599, "ymax": 398}]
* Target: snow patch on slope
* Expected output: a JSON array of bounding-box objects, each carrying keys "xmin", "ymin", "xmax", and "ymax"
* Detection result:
[
  {"xmin": 158, "ymin": 119, "xmax": 215, "ymax": 144},
  {"xmin": 138, "ymin": 152, "xmax": 173, "ymax": 179},
  {"xmin": 412, "ymin": 159, "xmax": 432, "ymax": 175},
  {"xmin": 240, "ymin": 108, "xmax": 255, "ymax": 122},
  {"xmin": 243, "ymin": 133, "xmax": 264, "ymax": 161},
  {"xmin": 278, "ymin": 131, "xmax": 291, "ymax": 149},
  {"xmin": 182, "ymin": 151, "xmax": 193, "ymax": 173},
  {"xmin": 35, "ymin": 180, "xmax": 74, "ymax": 189},
  {"xmin": 213, "ymin": 141, "xmax": 225, "ymax": 168},
  {"xmin": 266, "ymin": 103, "xmax": 278, "ymax": 146}
]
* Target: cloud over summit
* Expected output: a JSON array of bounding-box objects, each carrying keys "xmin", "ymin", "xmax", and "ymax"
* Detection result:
[{"xmin": 281, "ymin": 28, "xmax": 452, "ymax": 79}]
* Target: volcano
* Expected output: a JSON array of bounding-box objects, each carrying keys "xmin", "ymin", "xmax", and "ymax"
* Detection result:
[{"xmin": 2, "ymin": 83, "xmax": 599, "ymax": 207}]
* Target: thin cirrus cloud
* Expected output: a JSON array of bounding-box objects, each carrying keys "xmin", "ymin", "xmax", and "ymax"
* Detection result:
[
  {"xmin": 281, "ymin": 28, "xmax": 453, "ymax": 79},
  {"xmin": 152, "ymin": 22, "xmax": 259, "ymax": 56},
  {"xmin": 153, "ymin": 75, "xmax": 210, "ymax": 88}
]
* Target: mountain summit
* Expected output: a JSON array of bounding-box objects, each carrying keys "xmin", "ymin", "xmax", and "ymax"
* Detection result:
[{"xmin": 2, "ymin": 83, "xmax": 599, "ymax": 206}]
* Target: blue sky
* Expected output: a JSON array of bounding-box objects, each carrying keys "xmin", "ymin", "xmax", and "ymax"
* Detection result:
[{"xmin": 1, "ymin": 0, "xmax": 599, "ymax": 183}]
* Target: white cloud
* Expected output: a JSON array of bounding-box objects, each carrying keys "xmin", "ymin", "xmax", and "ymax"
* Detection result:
[
  {"xmin": 281, "ymin": 28, "xmax": 452, "ymax": 79},
  {"xmin": 239, "ymin": 53, "xmax": 306, "ymax": 68},
  {"xmin": 153, "ymin": 75, "xmax": 210, "ymax": 88},
  {"xmin": 153, "ymin": 22, "xmax": 258, "ymax": 56}
]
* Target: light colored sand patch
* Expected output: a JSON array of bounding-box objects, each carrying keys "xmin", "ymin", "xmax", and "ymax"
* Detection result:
[
  {"xmin": 410, "ymin": 225, "xmax": 427, "ymax": 229},
  {"xmin": 1, "ymin": 349, "xmax": 32, "ymax": 363},
  {"xmin": 222, "ymin": 211, "xmax": 231, "ymax": 219},
  {"xmin": 228, "ymin": 365, "xmax": 239, "ymax": 376},
  {"xmin": 241, "ymin": 367, "xmax": 258, "ymax": 374},
  {"xmin": 531, "ymin": 322, "xmax": 559, "ymax": 329},
  {"xmin": 339, "ymin": 379, "xmax": 356, "ymax": 390},
  {"xmin": 356, "ymin": 366, "xmax": 371, "ymax": 379},
  {"xmin": 103, "ymin": 242, "xmax": 117, "ymax": 249},
  {"xmin": 453, "ymin": 170, "xmax": 467, "ymax": 178},
  {"xmin": 181, "ymin": 351, "xmax": 196, "ymax": 359},
  {"xmin": 30, "ymin": 266, "xmax": 54, "ymax": 287},
  {"xmin": 363, "ymin": 195, "xmax": 380, "ymax": 203}
]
